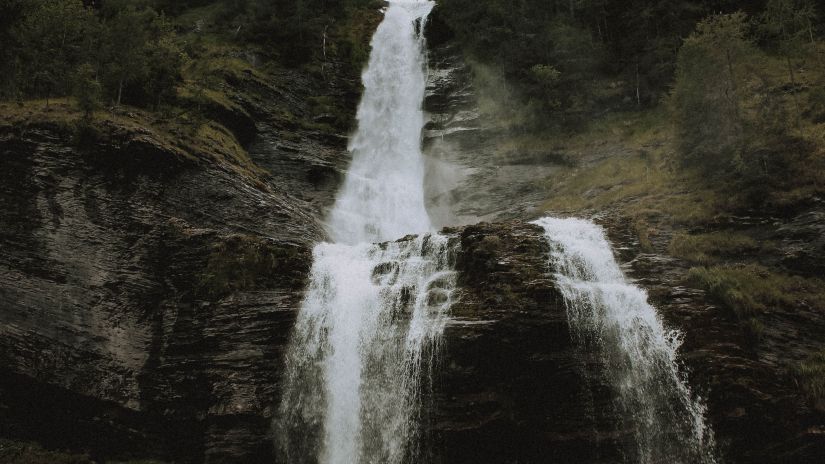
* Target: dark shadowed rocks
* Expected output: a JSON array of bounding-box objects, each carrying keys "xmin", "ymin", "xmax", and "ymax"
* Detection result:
[
  {"xmin": 424, "ymin": 221, "xmax": 633, "ymax": 464},
  {"xmin": 0, "ymin": 118, "xmax": 320, "ymax": 463}
]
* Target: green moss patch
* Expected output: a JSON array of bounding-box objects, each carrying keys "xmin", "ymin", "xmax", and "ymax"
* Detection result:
[{"xmin": 687, "ymin": 264, "xmax": 825, "ymax": 320}]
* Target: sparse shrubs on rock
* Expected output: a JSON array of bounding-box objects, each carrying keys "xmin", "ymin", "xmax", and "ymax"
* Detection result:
[{"xmin": 796, "ymin": 350, "xmax": 825, "ymax": 413}]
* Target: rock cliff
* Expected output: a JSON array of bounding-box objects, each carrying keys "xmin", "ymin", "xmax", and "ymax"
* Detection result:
[
  {"xmin": 1, "ymin": 35, "xmax": 823, "ymax": 464},
  {"xmin": 0, "ymin": 56, "xmax": 355, "ymax": 462}
]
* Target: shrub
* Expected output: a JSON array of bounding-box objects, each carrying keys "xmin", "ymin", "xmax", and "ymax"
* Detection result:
[
  {"xmin": 687, "ymin": 264, "xmax": 825, "ymax": 322},
  {"xmin": 669, "ymin": 231, "xmax": 760, "ymax": 264},
  {"xmin": 796, "ymin": 350, "xmax": 825, "ymax": 412},
  {"xmin": 670, "ymin": 13, "xmax": 756, "ymax": 171}
]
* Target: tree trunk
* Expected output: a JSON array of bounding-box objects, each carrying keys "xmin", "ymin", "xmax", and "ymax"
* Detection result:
[
  {"xmin": 635, "ymin": 62, "xmax": 641, "ymax": 107},
  {"xmin": 725, "ymin": 48, "xmax": 740, "ymax": 122},
  {"xmin": 786, "ymin": 55, "xmax": 802, "ymax": 130},
  {"xmin": 117, "ymin": 78, "xmax": 123, "ymax": 107}
]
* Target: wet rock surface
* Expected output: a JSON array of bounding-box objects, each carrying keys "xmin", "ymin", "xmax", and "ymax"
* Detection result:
[
  {"xmin": 423, "ymin": 44, "xmax": 567, "ymax": 227},
  {"xmin": 0, "ymin": 55, "xmax": 356, "ymax": 462},
  {"xmin": 425, "ymin": 221, "xmax": 634, "ymax": 464},
  {"xmin": 599, "ymin": 213, "xmax": 825, "ymax": 464},
  {"xmin": 0, "ymin": 120, "xmax": 322, "ymax": 462}
]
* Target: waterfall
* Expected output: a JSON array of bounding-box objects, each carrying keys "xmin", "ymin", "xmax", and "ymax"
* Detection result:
[
  {"xmin": 532, "ymin": 217, "xmax": 717, "ymax": 464},
  {"xmin": 327, "ymin": 0, "xmax": 434, "ymax": 245},
  {"xmin": 277, "ymin": 2, "xmax": 452, "ymax": 463}
]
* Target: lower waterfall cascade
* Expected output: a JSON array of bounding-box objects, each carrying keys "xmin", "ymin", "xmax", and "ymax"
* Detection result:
[
  {"xmin": 532, "ymin": 217, "xmax": 718, "ymax": 464},
  {"xmin": 276, "ymin": 235, "xmax": 456, "ymax": 464}
]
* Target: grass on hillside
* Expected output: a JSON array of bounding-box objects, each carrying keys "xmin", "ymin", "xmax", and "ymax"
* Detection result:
[
  {"xmin": 796, "ymin": 350, "xmax": 825, "ymax": 412},
  {"xmin": 669, "ymin": 232, "xmax": 763, "ymax": 264},
  {"xmin": 489, "ymin": 45, "xmax": 825, "ymax": 362},
  {"xmin": 0, "ymin": 99, "xmax": 267, "ymax": 182},
  {"xmin": 534, "ymin": 109, "xmax": 723, "ymax": 227},
  {"xmin": 686, "ymin": 264, "xmax": 825, "ymax": 319}
]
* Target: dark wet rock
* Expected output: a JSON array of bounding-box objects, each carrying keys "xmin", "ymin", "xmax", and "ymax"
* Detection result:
[
  {"xmin": 773, "ymin": 208, "xmax": 825, "ymax": 276},
  {"xmin": 0, "ymin": 118, "xmax": 322, "ymax": 463},
  {"xmin": 0, "ymin": 38, "xmax": 361, "ymax": 463},
  {"xmin": 598, "ymin": 214, "xmax": 825, "ymax": 464},
  {"xmin": 424, "ymin": 221, "xmax": 634, "ymax": 464}
]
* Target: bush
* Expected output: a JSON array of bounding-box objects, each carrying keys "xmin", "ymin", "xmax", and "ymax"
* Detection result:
[
  {"xmin": 670, "ymin": 13, "xmax": 756, "ymax": 171},
  {"xmin": 796, "ymin": 350, "xmax": 825, "ymax": 412},
  {"xmin": 72, "ymin": 63, "xmax": 101, "ymax": 118},
  {"xmin": 687, "ymin": 264, "xmax": 825, "ymax": 322},
  {"xmin": 669, "ymin": 232, "xmax": 760, "ymax": 264}
]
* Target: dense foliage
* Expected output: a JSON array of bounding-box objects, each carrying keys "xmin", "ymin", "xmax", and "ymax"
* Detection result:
[
  {"xmin": 0, "ymin": 0, "xmax": 379, "ymax": 111},
  {"xmin": 435, "ymin": 0, "xmax": 823, "ymax": 205},
  {"xmin": 434, "ymin": 0, "xmax": 820, "ymax": 122},
  {"xmin": 1, "ymin": 0, "xmax": 822, "ymax": 206},
  {"xmin": 670, "ymin": 3, "xmax": 822, "ymax": 196},
  {"xmin": 1, "ymin": 0, "xmax": 183, "ymax": 109}
]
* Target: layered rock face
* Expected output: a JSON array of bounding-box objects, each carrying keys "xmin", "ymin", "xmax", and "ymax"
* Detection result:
[
  {"xmin": 0, "ymin": 38, "xmax": 367, "ymax": 463},
  {"xmin": 0, "ymin": 119, "xmax": 322, "ymax": 462},
  {"xmin": 3, "ymin": 119, "xmax": 822, "ymax": 463},
  {"xmin": 422, "ymin": 44, "xmax": 569, "ymax": 227},
  {"xmin": 1, "ymin": 29, "xmax": 823, "ymax": 464},
  {"xmin": 0, "ymin": 134, "xmax": 631, "ymax": 464},
  {"xmin": 603, "ymin": 216, "xmax": 825, "ymax": 464},
  {"xmin": 426, "ymin": 222, "xmax": 632, "ymax": 464}
]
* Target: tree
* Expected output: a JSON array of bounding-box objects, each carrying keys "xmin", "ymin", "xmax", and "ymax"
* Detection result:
[
  {"xmin": 17, "ymin": 0, "xmax": 94, "ymax": 106},
  {"xmin": 761, "ymin": 0, "xmax": 819, "ymax": 128},
  {"xmin": 102, "ymin": 1, "xmax": 156, "ymax": 106},
  {"xmin": 671, "ymin": 13, "xmax": 756, "ymax": 170},
  {"xmin": 73, "ymin": 63, "xmax": 101, "ymax": 118},
  {"xmin": 144, "ymin": 32, "xmax": 185, "ymax": 110}
]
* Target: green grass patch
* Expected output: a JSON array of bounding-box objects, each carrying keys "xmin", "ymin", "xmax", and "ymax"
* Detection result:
[
  {"xmin": 669, "ymin": 231, "xmax": 761, "ymax": 264},
  {"xmin": 195, "ymin": 121, "xmax": 265, "ymax": 178},
  {"xmin": 533, "ymin": 107, "xmax": 725, "ymax": 226},
  {"xmin": 796, "ymin": 350, "xmax": 825, "ymax": 412},
  {"xmin": 687, "ymin": 264, "xmax": 825, "ymax": 320}
]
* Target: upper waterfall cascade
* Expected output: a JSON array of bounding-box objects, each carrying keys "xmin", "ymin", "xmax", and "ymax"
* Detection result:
[
  {"xmin": 277, "ymin": 2, "xmax": 450, "ymax": 463},
  {"xmin": 532, "ymin": 217, "xmax": 718, "ymax": 464},
  {"xmin": 327, "ymin": 0, "xmax": 435, "ymax": 245}
]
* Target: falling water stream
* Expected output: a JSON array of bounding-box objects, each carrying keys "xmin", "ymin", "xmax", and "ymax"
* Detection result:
[
  {"xmin": 276, "ymin": 0, "xmax": 717, "ymax": 462},
  {"xmin": 532, "ymin": 217, "xmax": 717, "ymax": 464},
  {"xmin": 276, "ymin": 2, "xmax": 453, "ymax": 463}
]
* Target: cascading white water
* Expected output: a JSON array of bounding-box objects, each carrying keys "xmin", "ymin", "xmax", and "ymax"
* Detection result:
[
  {"xmin": 532, "ymin": 217, "xmax": 717, "ymax": 464},
  {"xmin": 278, "ymin": 236, "xmax": 455, "ymax": 464},
  {"xmin": 327, "ymin": 0, "xmax": 434, "ymax": 245},
  {"xmin": 277, "ymin": 2, "xmax": 451, "ymax": 463}
]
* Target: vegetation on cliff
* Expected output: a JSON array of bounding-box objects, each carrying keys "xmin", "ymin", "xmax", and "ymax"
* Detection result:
[
  {"xmin": 433, "ymin": 0, "xmax": 825, "ymax": 421},
  {"xmin": 0, "ymin": 0, "xmax": 382, "ymax": 151}
]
